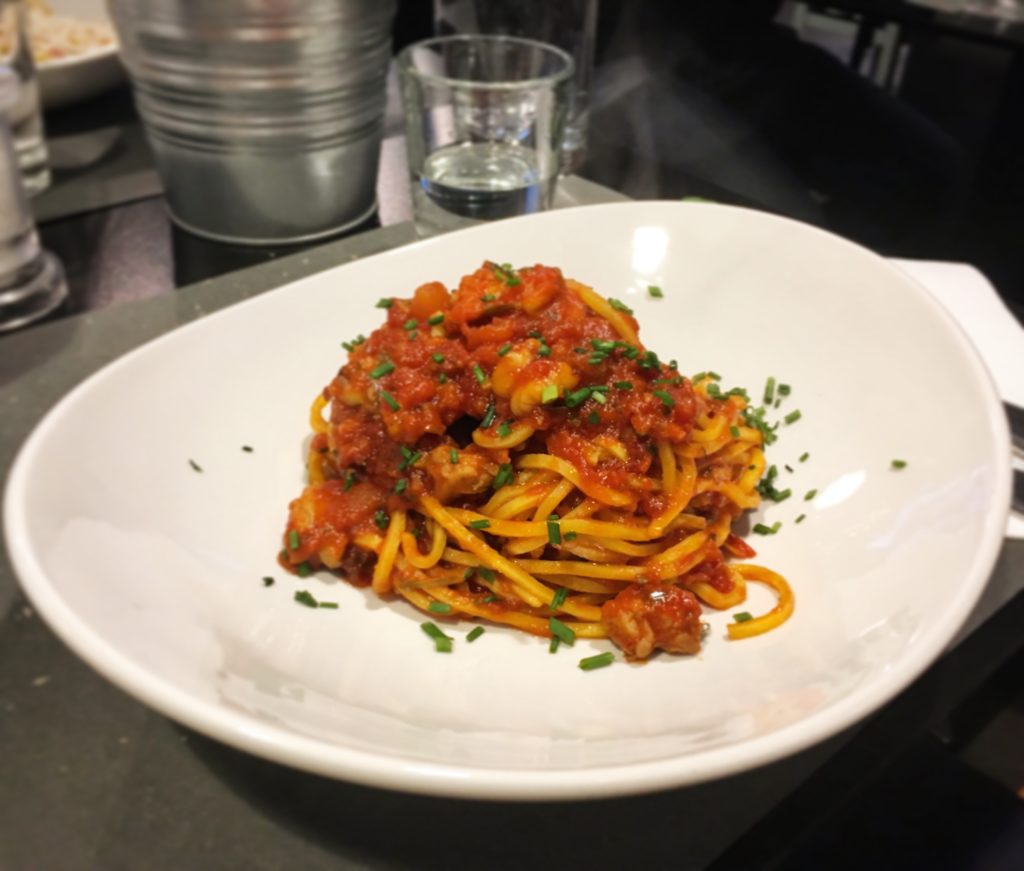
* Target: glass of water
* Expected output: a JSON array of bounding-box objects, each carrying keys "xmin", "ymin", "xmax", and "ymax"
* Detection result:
[
  {"xmin": 432, "ymin": 0, "xmax": 597, "ymax": 172},
  {"xmin": 397, "ymin": 35, "xmax": 573, "ymax": 238}
]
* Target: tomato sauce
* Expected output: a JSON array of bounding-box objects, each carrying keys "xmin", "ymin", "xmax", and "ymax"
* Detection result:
[{"xmin": 284, "ymin": 262, "xmax": 715, "ymax": 571}]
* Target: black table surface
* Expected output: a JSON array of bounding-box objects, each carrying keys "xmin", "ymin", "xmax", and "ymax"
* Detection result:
[{"xmin": 3, "ymin": 65, "xmax": 1024, "ymax": 871}]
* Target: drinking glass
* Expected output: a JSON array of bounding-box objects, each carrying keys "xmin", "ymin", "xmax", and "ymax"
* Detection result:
[
  {"xmin": 0, "ymin": 0, "xmax": 50, "ymax": 193},
  {"xmin": 0, "ymin": 68, "xmax": 66, "ymax": 332},
  {"xmin": 397, "ymin": 34, "xmax": 573, "ymax": 238},
  {"xmin": 433, "ymin": 0, "xmax": 597, "ymax": 172}
]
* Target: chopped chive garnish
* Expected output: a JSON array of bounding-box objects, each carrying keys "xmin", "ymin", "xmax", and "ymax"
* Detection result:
[
  {"xmin": 537, "ymin": 343, "xmax": 552, "ymax": 358},
  {"xmin": 294, "ymin": 590, "xmax": 318, "ymax": 607},
  {"xmin": 467, "ymin": 626, "xmax": 485, "ymax": 643},
  {"xmin": 778, "ymin": 384, "xmax": 792, "ymax": 396},
  {"xmin": 288, "ymin": 530, "xmax": 300, "ymax": 551},
  {"xmin": 804, "ymin": 489, "xmax": 817, "ymax": 501},
  {"xmin": 550, "ymin": 587, "xmax": 568, "ymax": 610},
  {"xmin": 591, "ymin": 390, "xmax": 607, "ymax": 405},
  {"xmin": 549, "ymin": 636, "xmax": 561, "ymax": 654},
  {"xmin": 764, "ymin": 376, "xmax": 776, "ymax": 405},
  {"xmin": 483, "ymin": 594, "xmax": 498, "ymax": 604},
  {"xmin": 432, "ymin": 352, "xmax": 445, "ymax": 364},
  {"xmin": 891, "ymin": 459, "xmax": 908, "ymax": 469},
  {"xmin": 784, "ymin": 409, "xmax": 802, "ymax": 425},
  {"xmin": 318, "ymin": 602, "xmax": 339, "ymax": 609},
  {"xmin": 730, "ymin": 426, "xmax": 740, "ymax": 438},
  {"xmin": 491, "ymin": 262, "xmax": 521, "ymax": 286},
  {"xmin": 565, "ymin": 387, "xmax": 592, "ymax": 407},
  {"xmin": 481, "ymin": 402, "xmax": 496, "ymax": 428},
  {"xmin": 262, "ymin": 576, "xmax": 274, "ymax": 587},
  {"xmin": 733, "ymin": 611, "xmax": 753, "ymax": 623},
  {"xmin": 753, "ymin": 523, "xmax": 776, "ymax": 535},
  {"xmin": 653, "ymin": 390, "xmax": 675, "ymax": 409},
  {"xmin": 369, "ymin": 360, "xmax": 395, "ymax": 379},
  {"xmin": 564, "ymin": 531, "xmax": 578, "ymax": 541},
  {"xmin": 477, "ymin": 567, "xmax": 496, "ymax": 583},
  {"xmin": 624, "ymin": 346, "xmax": 640, "ymax": 360},
  {"xmin": 772, "ymin": 488, "xmax": 792, "ymax": 503},
  {"xmin": 380, "ymin": 390, "xmax": 399, "ymax": 411},
  {"xmin": 375, "ymin": 298, "xmax": 393, "ymax": 308},
  {"xmin": 706, "ymin": 382, "xmax": 723, "ymax": 399},
  {"xmin": 472, "ymin": 364, "xmax": 486, "ymax": 385},
  {"xmin": 449, "ymin": 448, "xmax": 459, "ymax": 465},
  {"xmin": 428, "ymin": 601, "xmax": 452, "ymax": 614},
  {"xmin": 579, "ymin": 652, "xmax": 615, "ymax": 671},
  {"xmin": 399, "ymin": 447, "xmax": 422, "ymax": 471},
  {"xmin": 638, "ymin": 350, "xmax": 660, "ymax": 369},
  {"xmin": 785, "ymin": 464, "xmax": 794, "ymax": 473},
  {"xmin": 609, "ymin": 298, "xmax": 634, "ymax": 314},
  {"xmin": 297, "ymin": 561, "xmax": 312, "ymax": 577},
  {"xmin": 438, "ymin": 373, "xmax": 448, "ymax": 384},
  {"xmin": 373, "ymin": 509, "xmax": 389, "ymax": 529},
  {"xmin": 498, "ymin": 420, "xmax": 512, "ymax": 438},
  {"xmin": 188, "ymin": 459, "xmax": 202, "ymax": 473},
  {"xmin": 539, "ymin": 384, "xmax": 559, "ymax": 405},
  {"xmin": 795, "ymin": 513, "xmax": 806, "ymax": 524},
  {"xmin": 463, "ymin": 567, "xmax": 475, "ymax": 581},
  {"xmin": 498, "ymin": 343, "xmax": 512, "ymax": 357},
  {"xmin": 420, "ymin": 622, "xmax": 452, "ymax": 653},
  {"xmin": 549, "ymin": 617, "xmax": 576, "ymax": 646},
  {"xmin": 394, "ymin": 479, "xmax": 408, "ymax": 494},
  {"xmin": 547, "ymin": 515, "xmax": 561, "ymax": 546},
  {"xmin": 403, "ymin": 319, "xmax": 418, "ymax": 331},
  {"xmin": 587, "ymin": 411, "xmax": 601, "ymax": 425},
  {"xmin": 427, "ymin": 313, "xmax": 445, "ymax": 326},
  {"xmin": 342, "ymin": 334, "xmax": 367, "ymax": 352},
  {"xmin": 493, "ymin": 463, "xmax": 513, "ymax": 489},
  {"xmin": 614, "ymin": 381, "xmax": 633, "ymax": 390},
  {"xmin": 799, "ymin": 452, "xmax": 810, "ymax": 462},
  {"xmin": 469, "ymin": 519, "xmax": 491, "ymax": 530},
  {"xmin": 648, "ymin": 285, "xmax": 663, "ymax": 298},
  {"xmin": 481, "ymin": 293, "xmax": 496, "ymax": 303},
  {"xmin": 548, "ymin": 618, "xmax": 573, "ymax": 646},
  {"xmin": 242, "ymin": 445, "xmax": 254, "ymax": 453}
]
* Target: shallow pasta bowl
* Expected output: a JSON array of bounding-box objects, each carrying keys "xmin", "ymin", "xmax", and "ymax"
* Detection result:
[{"xmin": 3, "ymin": 201, "xmax": 1011, "ymax": 800}]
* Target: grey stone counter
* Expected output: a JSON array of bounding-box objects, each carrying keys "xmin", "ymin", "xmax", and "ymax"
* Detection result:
[{"xmin": 1, "ymin": 180, "xmax": 1022, "ymax": 871}]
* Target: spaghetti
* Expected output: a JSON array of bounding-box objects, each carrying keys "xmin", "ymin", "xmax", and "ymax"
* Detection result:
[{"xmin": 280, "ymin": 262, "xmax": 793, "ymax": 659}]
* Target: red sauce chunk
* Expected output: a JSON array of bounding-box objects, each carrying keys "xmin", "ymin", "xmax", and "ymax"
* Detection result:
[{"xmin": 602, "ymin": 583, "xmax": 704, "ymax": 659}]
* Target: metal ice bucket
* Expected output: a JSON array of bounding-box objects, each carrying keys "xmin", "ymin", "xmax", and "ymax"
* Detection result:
[{"xmin": 109, "ymin": 0, "xmax": 397, "ymax": 244}]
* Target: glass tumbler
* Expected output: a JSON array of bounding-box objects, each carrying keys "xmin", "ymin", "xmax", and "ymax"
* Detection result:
[
  {"xmin": 0, "ymin": 0, "xmax": 50, "ymax": 193},
  {"xmin": 397, "ymin": 35, "xmax": 573, "ymax": 238},
  {"xmin": 433, "ymin": 0, "xmax": 597, "ymax": 172},
  {"xmin": 0, "ymin": 68, "xmax": 66, "ymax": 331}
]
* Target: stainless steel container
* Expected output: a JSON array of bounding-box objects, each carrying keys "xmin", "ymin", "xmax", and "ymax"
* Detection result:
[{"xmin": 109, "ymin": 0, "xmax": 397, "ymax": 245}]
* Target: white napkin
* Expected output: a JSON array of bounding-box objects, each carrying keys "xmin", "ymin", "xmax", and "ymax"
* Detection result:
[{"xmin": 889, "ymin": 259, "xmax": 1024, "ymax": 538}]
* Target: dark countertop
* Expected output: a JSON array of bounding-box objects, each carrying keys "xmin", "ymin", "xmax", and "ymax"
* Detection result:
[{"xmin": 3, "ymin": 52, "xmax": 1024, "ymax": 869}]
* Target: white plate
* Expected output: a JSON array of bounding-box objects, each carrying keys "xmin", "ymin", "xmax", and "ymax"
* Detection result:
[
  {"xmin": 34, "ymin": 0, "xmax": 122, "ymax": 110},
  {"xmin": 4, "ymin": 202, "xmax": 1011, "ymax": 800}
]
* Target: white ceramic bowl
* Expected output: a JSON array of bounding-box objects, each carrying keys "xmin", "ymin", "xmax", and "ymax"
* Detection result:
[
  {"xmin": 34, "ymin": 0, "xmax": 123, "ymax": 110},
  {"xmin": 3, "ymin": 202, "xmax": 1012, "ymax": 800}
]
